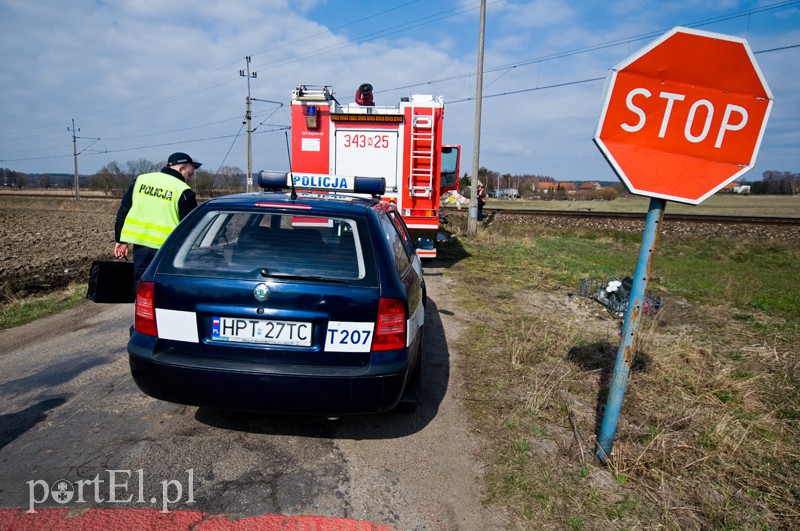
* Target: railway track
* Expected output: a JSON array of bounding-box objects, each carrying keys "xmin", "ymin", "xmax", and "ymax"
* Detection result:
[
  {"xmin": 3, "ymin": 191, "xmax": 798, "ymax": 226},
  {"xmin": 0, "ymin": 191, "xmax": 112, "ymax": 201},
  {"xmin": 478, "ymin": 208, "xmax": 800, "ymax": 226}
]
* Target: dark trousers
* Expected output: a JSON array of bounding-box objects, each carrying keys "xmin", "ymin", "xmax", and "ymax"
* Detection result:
[{"xmin": 132, "ymin": 245, "xmax": 158, "ymax": 295}]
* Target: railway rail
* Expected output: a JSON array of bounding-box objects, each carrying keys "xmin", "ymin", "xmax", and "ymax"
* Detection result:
[
  {"xmin": 0, "ymin": 191, "xmax": 112, "ymax": 201},
  {"xmin": 475, "ymin": 207, "xmax": 800, "ymax": 226},
  {"xmin": 2, "ymin": 191, "xmax": 799, "ymax": 226}
]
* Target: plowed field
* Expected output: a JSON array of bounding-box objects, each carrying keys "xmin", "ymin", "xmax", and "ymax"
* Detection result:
[
  {"xmin": 3, "ymin": 194, "xmax": 798, "ymax": 303},
  {"xmin": 1, "ymin": 197, "xmax": 117, "ymax": 300}
]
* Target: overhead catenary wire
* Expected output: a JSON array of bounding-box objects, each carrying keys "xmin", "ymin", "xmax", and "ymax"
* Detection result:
[
  {"xmin": 0, "ymin": 0, "xmax": 797, "ymax": 168},
  {"xmin": 379, "ymin": 0, "xmax": 800, "ymax": 98}
]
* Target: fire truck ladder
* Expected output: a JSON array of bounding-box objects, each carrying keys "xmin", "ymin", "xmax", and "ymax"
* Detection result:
[{"xmin": 408, "ymin": 107, "xmax": 435, "ymax": 198}]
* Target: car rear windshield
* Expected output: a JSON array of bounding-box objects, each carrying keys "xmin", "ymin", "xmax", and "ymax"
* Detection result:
[{"xmin": 162, "ymin": 210, "xmax": 370, "ymax": 281}]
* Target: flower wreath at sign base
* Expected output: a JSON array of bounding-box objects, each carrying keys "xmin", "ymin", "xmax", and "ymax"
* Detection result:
[{"xmin": 442, "ymin": 190, "xmax": 470, "ymax": 209}]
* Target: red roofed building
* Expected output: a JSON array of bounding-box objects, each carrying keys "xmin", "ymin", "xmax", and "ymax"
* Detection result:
[{"xmin": 535, "ymin": 182, "xmax": 577, "ymax": 192}]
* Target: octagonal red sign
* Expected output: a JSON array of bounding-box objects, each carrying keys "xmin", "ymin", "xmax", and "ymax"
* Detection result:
[{"xmin": 594, "ymin": 27, "xmax": 773, "ymax": 205}]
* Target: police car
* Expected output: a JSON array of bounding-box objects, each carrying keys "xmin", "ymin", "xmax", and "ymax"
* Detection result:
[{"xmin": 127, "ymin": 172, "xmax": 427, "ymax": 415}]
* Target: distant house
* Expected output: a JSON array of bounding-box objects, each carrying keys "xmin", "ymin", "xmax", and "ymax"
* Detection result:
[
  {"xmin": 719, "ymin": 182, "xmax": 750, "ymax": 194},
  {"xmin": 535, "ymin": 182, "xmax": 577, "ymax": 193},
  {"xmin": 580, "ymin": 181, "xmax": 602, "ymax": 190}
]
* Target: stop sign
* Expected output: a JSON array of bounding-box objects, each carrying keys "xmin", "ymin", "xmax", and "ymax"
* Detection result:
[{"xmin": 594, "ymin": 27, "xmax": 773, "ymax": 205}]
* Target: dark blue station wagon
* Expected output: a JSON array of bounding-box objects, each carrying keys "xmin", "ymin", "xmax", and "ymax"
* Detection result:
[{"xmin": 128, "ymin": 172, "xmax": 426, "ymax": 415}]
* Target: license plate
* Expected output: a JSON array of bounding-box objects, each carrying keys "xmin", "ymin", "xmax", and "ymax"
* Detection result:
[{"xmin": 212, "ymin": 317, "xmax": 312, "ymax": 346}]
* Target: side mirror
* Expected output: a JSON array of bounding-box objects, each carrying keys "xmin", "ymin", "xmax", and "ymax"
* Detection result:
[{"xmin": 416, "ymin": 238, "xmax": 434, "ymax": 251}]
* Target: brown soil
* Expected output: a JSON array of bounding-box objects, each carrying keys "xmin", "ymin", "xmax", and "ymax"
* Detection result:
[
  {"xmin": 3, "ymin": 198, "xmax": 798, "ymax": 304},
  {"xmin": 0, "ymin": 198, "xmax": 117, "ymax": 301}
]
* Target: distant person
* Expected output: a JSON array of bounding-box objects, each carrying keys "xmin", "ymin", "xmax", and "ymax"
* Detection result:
[
  {"xmin": 114, "ymin": 152, "xmax": 200, "ymax": 293},
  {"xmin": 477, "ymin": 182, "xmax": 487, "ymax": 221}
]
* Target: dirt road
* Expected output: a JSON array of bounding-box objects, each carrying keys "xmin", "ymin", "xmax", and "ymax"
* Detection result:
[{"xmin": 0, "ymin": 199, "xmax": 511, "ymax": 529}]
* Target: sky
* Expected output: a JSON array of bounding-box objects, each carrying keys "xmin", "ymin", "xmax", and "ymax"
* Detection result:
[{"xmin": 0, "ymin": 0, "xmax": 798, "ymax": 184}]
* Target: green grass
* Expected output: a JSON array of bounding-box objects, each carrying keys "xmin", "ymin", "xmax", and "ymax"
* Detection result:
[
  {"xmin": 444, "ymin": 220, "xmax": 800, "ymax": 321},
  {"xmin": 482, "ymin": 193, "xmax": 800, "ymax": 217},
  {"xmin": 437, "ymin": 215, "xmax": 799, "ymax": 529},
  {"xmin": 0, "ymin": 283, "xmax": 88, "ymax": 330}
]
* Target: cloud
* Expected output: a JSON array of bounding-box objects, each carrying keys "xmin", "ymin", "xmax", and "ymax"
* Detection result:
[{"xmin": 0, "ymin": 0, "xmax": 796, "ymax": 183}]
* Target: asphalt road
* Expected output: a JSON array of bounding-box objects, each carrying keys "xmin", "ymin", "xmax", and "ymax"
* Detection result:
[{"xmin": 0, "ymin": 268, "xmax": 508, "ymax": 530}]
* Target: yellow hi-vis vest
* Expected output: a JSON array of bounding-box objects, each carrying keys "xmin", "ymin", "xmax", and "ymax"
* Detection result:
[{"xmin": 119, "ymin": 172, "xmax": 191, "ymax": 249}]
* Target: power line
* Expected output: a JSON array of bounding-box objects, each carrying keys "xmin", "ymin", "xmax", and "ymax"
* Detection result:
[
  {"xmin": 444, "ymin": 41, "xmax": 799, "ymax": 105},
  {"xmin": 380, "ymin": 0, "xmax": 800, "ymax": 96},
  {"xmin": 448, "ymin": 77, "xmax": 608, "ymax": 104},
  {"xmin": 755, "ymin": 43, "xmax": 800, "ymax": 54},
  {"xmin": 247, "ymin": 1, "xmax": 492, "ymax": 74},
  {"xmin": 0, "ymin": 126, "xmax": 288, "ymax": 165},
  {"xmin": 0, "ymin": 2, "xmax": 488, "ymax": 149},
  {"xmin": 1, "ymin": 0, "xmax": 797, "ymax": 168}
]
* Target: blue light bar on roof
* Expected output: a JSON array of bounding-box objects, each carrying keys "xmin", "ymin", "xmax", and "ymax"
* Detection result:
[
  {"xmin": 257, "ymin": 171, "xmax": 386, "ymax": 196},
  {"xmin": 257, "ymin": 171, "xmax": 292, "ymax": 190},
  {"xmin": 353, "ymin": 176, "xmax": 386, "ymax": 196}
]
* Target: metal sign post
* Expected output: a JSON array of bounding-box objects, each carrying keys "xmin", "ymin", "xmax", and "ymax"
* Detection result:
[{"xmin": 596, "ymin": 197, "xmax": 666, "ymax": 463}]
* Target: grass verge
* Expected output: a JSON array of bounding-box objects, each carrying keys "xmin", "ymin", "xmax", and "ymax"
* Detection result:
[
  {"xmin": 437, "ymin": 215, "xmax": 799, "ymax": 529},
  {"xmin": 0, "ymin": 283, "xmax": 88, "ymax": 330}
]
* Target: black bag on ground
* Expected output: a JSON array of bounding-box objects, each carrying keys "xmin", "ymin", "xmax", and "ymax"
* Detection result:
[{"xmin": 86, "ymin": 260, "xmax": 135, "ymax": 303}]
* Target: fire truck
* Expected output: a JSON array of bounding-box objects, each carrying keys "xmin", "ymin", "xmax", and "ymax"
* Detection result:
[{"xmin": 289, "ymin": 84, "xmax": 460, "ymax": 258}]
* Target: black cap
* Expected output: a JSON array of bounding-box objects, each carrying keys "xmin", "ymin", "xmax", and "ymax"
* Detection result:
[{"xmin": 167, "ymin": 152, "xmax": 202, "ymax": 168}]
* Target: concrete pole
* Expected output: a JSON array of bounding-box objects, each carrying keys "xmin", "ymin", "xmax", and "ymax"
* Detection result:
[
  {"xmin": 240, "ymin": 56, "xmax": 257, "ymax": 193},
  {"xmin": 467, "ymin": 0, "xmax": 486, "ymax": 236},
  {"xmin": 70, "ymin": 119, "xmax": 80, "ymax": 201},
  {"xmin": 246, "ymin": 95, "xmax": 252, "ymax": 193}
]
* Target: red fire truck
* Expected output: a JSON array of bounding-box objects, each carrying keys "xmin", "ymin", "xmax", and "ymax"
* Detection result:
[{"xmin": 289, "ymin": 84, "xmax": 460, "ymax": 258}]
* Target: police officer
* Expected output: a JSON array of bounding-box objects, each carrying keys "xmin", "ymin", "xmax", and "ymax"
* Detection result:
[{"xmin": 114, "ymin": 152, "xmax": 200, "ymax": 292}]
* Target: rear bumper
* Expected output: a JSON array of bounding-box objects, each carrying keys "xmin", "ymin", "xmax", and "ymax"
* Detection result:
[{"xmin": 128, "ymin": 337, "xmax": 412, "ymax": 415}]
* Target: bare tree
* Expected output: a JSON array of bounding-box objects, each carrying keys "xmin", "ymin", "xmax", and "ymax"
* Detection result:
[
  {"xmin": 477, "ymin": 167, "xmax": 499, "ymax": 192},
  {"xmin": 13, "ymin": 172, "xmax": 29, "ymax": 189},
  {"xmin": 125, "ymin": 159, "xmax": 160, "ymax": 177},
  {"xmin": 762, "ymin": 170, "xmax": 798, "ymax": 195},
  {"xmin": 193, "ymin": 170, "xmax": 214, "ymax": 198},
  {"xmin": 219, "ymin": 166, "xmax": 244, "ymax": 195},
  {"xmin": 89, "ymin": 161, "xmax": 136, "ymax": 197}
]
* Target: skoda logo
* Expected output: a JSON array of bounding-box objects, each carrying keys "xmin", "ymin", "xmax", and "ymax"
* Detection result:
[{"xmin": 254, "ymin": 283, "xmax": 270, "ymax": 302}]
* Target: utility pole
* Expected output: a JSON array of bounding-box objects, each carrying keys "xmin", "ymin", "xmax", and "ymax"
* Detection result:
[
  {"xmin": 68, "ymin": 119, "xmax": 80, "ymax": 200},
  {"xmin": 240, "ymin": 56, "xmax": 257, "ymax": 193},
  {"xmin": 467, "ymin": 0, "xmax": 486, "ymax": 236}
]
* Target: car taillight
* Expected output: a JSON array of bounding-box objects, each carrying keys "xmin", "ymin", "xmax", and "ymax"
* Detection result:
[
  {"xmin": 372, "ymin": 297, "xmax": 406, "ymax": 351},
  {"xmin": 135, "ymin": 281, "xmax": 158, "ymax": 337}
]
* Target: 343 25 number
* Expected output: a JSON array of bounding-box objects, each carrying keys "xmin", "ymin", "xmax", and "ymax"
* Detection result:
[{"xmin": 342, "ymin": 134, "xmax": 390, "ymax": 149}]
